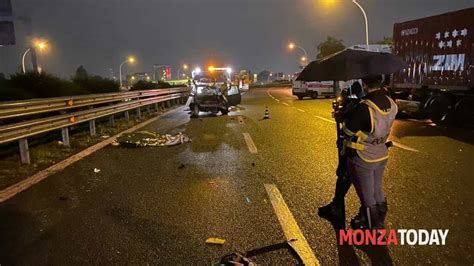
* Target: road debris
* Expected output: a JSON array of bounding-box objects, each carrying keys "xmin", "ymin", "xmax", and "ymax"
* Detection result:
[
  {"xmin": 58, "ymin": 196, "xmax": 70, "ymax": 201},
  {"xmin": 116, "ymin": 131, "xmax": 191, "ymax": 147},
  {"xmin": 245, "ymin": 197, "xmax": 252, "ymax": 204},
  {"xmin": 208, "ymin": 181, "xmax": 218, "ymax": 189},
  {"xmin": 220, "ymin": 252, "xmax": 255, "ymax": 265},
  {"xmin": 93, "ymin": 168, "xmax": 101, "ymax": 173},
  {"xmin": 205, "ymin": 237, "xmax": 226, "ymax": 245},
  {"xmin": 178, "ymin": 164, "xmax": 186, "ymax": 169},
  {"xmin": 110, "ymin": 140, "xmax": 120, "ymax": 146}
]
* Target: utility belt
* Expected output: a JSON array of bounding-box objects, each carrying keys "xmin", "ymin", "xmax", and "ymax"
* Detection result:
[{"xmin": 342, "ymin": 138, "xmax": 393, "ymax": 158}]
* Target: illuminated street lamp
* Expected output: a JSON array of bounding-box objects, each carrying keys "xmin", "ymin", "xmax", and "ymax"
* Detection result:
[
  {"xmin": 119, "ymin": 56, "xmax": 136, "ymax": 88},
  {"xmin": 300, "ymin": 56, "xmax": 307, "ymax": 65},
  {"xmin": 191, "ymin": 67, "xmax": 201, "ymax": 78},
  {"xmin": 22, "ymin": 39, "xmax": 48, "ymax": 74},
  {"xmin": 288, "ymin": 42, "xmax": 309, "ymax": 66}
]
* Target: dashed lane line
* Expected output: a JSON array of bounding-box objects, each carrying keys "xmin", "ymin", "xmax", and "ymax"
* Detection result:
[
  {"xmin": 297, "ymin": 108, "xmax": 306, "ymax": 113},
  {"xmin": 264, "ymin": 184, "xmax": 320, "ymax": 266},
  {"xmin": 282, "ymin": 102, "xmax": 289, "ymax": 106},
  {"xmin": 267, "ymin": 91, "xmax": 275, "ymax": 99},
  {"xmin": 243, "ymin": 133, "xmax": 258, "ymax": 154},
  {"xmin": 0, "ymin": 107, "xmax": 183, "ymax": 203},
  {"xmin": 314, "ymin": 115, "xmax": 336, "ymax": 124},
  {"xmin": 267, "ymin": 91, "xmax": 420, "ymax": 153}
]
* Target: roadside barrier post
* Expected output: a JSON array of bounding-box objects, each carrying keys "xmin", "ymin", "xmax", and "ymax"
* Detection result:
[
  {"xmin": 89, "ymin": 120, "xmax": 96, "ymax": 136},
  {"xmin": 19, "ymin": 139, "xmax": 31, "ymax": 165},
  {"xmin": 109, "ymin": 116, "xmax": 116, "ymax": 127},
  {"xmin": 61, "ymin": 127, "xmax": 70, "ymax": 147}
]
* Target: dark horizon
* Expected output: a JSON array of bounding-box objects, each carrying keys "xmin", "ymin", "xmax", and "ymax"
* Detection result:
[{"xmin": 0, "ymin": 0, "xmax": 472, "ymax": 78}]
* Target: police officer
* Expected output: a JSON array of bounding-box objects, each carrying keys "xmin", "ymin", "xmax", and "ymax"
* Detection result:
[
  {"xmin": 318, "ymin": 81, "xmax": 363, "ymax": 224},
  {"xmin": 342, "ymin": 75, "xmax": 397, "ymax": 229}
]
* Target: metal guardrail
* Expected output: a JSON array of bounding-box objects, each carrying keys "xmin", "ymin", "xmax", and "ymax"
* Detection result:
[{"xmin": 0, "ymin": 87, "xmax": 190, "ymax": 164}]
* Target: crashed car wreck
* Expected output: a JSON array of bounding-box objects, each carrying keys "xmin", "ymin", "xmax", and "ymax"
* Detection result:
[{"xmin": 188, "ymin": 68, "xmax": 242, "ymax": 118}]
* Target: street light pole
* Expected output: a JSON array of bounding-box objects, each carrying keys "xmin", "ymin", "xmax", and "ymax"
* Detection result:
[
  {"xmin": 295, "ymin": 45, "xmax": 309, "ymax": 64},
  {"xmin": 352, "ymin": 0, "xmax": 369, "ymax": 46},
  {"xmin": 119, "ymin": 60, "xmax": 127, "ymax": 88},
  {"xmin": 21, "ymin": 48, "xmax": 32, "ymax": 74},
  {"xmin": 289, "ymin": 43, "xmax": 309, "ymax": 66}
]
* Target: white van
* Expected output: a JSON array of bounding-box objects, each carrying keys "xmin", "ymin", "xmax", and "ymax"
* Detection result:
[{"xmin": 292, "ymin": 80, "xmax": 344, "ymax": 100}]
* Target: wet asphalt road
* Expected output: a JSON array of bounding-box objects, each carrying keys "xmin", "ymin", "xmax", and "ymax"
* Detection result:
[{"xmin": 0, "ymin": 87, "xmax": 473, "ymax": 265}]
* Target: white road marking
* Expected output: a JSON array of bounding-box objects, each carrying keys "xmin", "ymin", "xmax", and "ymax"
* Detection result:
[
  {"xmin": 264, "ymin": 184, "xmax": 320, "ymax": 266},
  {"xmin": 267, "ymin": 91, "xmax": 275, "ymax": 99},
  {"xmin": 315, "ymin": 115, "xmax": 336, "ymax": 124},
  {"xmin": 243, "ymin": 133, "xmax": 258, "ymax": 154},
  {"xmin": 297, "ymin": 108, "xmax": 306, "ymax": 113},
  {"xmin": 392, "ymin": 141, "xmax": 420, "ymax": 152},
  {"xmin": 282, "ymin": 102, "xmax": 289, "ymax": 106},
  {"xmin": 275, "ymin": 99, "xmax": 280, "ymax": 102},
  {"xmin": 0, "ymin": 107, "xmax": 183, "ymax": 203}
]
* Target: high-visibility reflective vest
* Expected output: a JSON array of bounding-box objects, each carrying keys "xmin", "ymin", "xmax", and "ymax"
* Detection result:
[{"xmin": 343, "ymin": 96, "xmax": 398, "ymax": 163}]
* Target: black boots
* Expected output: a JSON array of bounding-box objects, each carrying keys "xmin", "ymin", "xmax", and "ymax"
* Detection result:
[
  {"xmin": 350, "ymin": 205, "xmax": 383, "ymax": 230},
  {"xmin": 350, "ymin": 200, "xmax": 388, "ymax": 230},
  {"xmin": 318, "ymin": 200, "xmax": 345, "ymax": 221},
  {"xmin": 318, "ymin": 175, "xmax": 351, "ymax": 225},
  {"xmin": 377, "ymin": 200, "xmax": 388, "ymax": 228}
]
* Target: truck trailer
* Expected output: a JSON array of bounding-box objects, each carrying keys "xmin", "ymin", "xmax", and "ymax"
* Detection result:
[{"xmin": 392, "ymin": 7, "xmax": 474, "ymax": 126}]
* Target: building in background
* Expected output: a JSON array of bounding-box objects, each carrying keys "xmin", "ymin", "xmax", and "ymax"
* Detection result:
[
  {"xmin": 0, "ymin": 0, "xmax": 16, "ymax": 46},
  {"xmin": 153, "ymin": 65, "xmax": 172, "ymax": 81},
  {"xmin": 127, "ymin": 72, "xmax": 151, "ymax": 85},
  {"xmin": 109, "ymin": 68, "xmax": 116, "ymax": 81}
]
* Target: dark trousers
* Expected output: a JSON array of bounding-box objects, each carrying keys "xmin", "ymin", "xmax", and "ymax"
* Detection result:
[{"xmin": 347, "ymin": 156, "xmax": 387, "ymax": 207}]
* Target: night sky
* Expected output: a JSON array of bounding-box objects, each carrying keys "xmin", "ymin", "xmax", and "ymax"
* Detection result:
[{"xmin": 0, "ymin": 0, "xmax": 472, "ymax": 78}]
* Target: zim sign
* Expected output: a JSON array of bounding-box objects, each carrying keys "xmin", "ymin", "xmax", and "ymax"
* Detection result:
[{"xmin": 432, "ymin": 54, "xmax": 465, "ymax": 71}]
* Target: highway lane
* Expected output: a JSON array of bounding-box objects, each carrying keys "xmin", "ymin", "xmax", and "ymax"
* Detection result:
[
  {"xmin": 262, "ymin": 87, "xmax": 474, "ymax": 264},
  {"xmin": 0, "ymin": 87, "xmax": 473, "ymax": 264}
]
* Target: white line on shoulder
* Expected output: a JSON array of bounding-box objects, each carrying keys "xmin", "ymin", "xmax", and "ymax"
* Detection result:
[{"xmin": 264, "ymin": 184, "xmax": 320, "ymax": 266}]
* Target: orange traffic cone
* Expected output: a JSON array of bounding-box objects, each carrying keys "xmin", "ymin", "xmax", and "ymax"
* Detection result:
[{"xmin": 263, "ymin": 106, "xmax": 270, "ymax": 119}]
